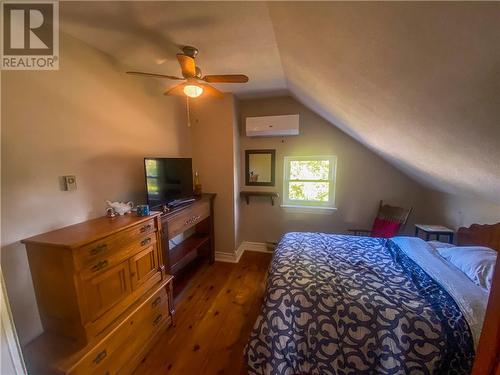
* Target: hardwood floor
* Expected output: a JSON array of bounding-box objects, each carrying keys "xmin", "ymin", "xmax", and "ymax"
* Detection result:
[{"xmin": 133, "ymin": 251, "xmax": 272, "ymax": 375}]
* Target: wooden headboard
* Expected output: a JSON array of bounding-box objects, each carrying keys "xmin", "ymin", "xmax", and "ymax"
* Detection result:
[
  {"xmin": 457, "ymin": 222, "xmax": 500, "ymax": 252},
  {"xmin": 469, "ymin": 223, "xmax": 500, "ymax": 374}
]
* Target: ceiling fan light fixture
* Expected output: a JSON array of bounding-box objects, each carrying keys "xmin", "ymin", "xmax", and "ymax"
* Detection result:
[
  {"xmin": 127, "ymin": 46, "xmax": 248, "ymax": 99},
  {"xmin": 183, "ymin": 84, "xmax": 203, "ymax": 98}
]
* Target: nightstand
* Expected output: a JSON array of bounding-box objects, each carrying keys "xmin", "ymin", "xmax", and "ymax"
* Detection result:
[{"xmin": 415, "ymin": 224, "xmax": 454, "ymax": 243}]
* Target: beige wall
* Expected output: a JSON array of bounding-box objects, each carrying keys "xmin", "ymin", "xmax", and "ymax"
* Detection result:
[
  {"xmin": 424, "ymin": 190, "xmax": 500, "ymax": 230},
  {"xmin": 190, "ymin": 95, "xmax": 239, "ymax": 254},
  {"xmin": 238, "ymin": 96, "xmax": 428, "ymax": 244},
  {"xmin": 1, "ymin": 33, "xmax": 191, "ymax": 346},
  {"xmin": 232, "ymin": 101, "xmax": 242, "ymax": 249}
]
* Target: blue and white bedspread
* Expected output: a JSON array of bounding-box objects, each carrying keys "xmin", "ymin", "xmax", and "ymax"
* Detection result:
[{"xmin": 245, "ymin": 232, "xmax": 478, "ymax": 375}]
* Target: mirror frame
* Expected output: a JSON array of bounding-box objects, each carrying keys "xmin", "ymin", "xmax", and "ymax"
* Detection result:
[{"xmin": 245, "ymin": 149, "xmax": 276, "ymax": 186}]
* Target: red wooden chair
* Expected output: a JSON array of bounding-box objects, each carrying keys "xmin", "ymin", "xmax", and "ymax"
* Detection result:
[{"xmin": 348, "ymin": 200, "xmax": 413, "ymax": 238}]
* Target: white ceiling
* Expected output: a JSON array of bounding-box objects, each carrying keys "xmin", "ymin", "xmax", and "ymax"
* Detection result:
[
  {"xmin": 60, "ymin": 2, "xmax": 286, "ymax": 96},
  {"xmin": 60, "ymin": 2, "xmax": 500, "ymax": 203}
]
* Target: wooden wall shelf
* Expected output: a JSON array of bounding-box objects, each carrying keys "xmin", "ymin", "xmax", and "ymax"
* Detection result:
[{"xmin": 240, "ymin": 191, "xmax": 279, "ymax": 206}]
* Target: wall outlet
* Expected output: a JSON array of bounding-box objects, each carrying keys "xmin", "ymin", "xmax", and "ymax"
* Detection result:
[{"xmin": 63, "ymin": 175, "xmax": 77, "ymax": 191}]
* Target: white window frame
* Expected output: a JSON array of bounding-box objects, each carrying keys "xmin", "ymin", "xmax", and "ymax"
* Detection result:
[{"xmin": 282, "ymin": 155, "xmax": 337, "ymax": 209}]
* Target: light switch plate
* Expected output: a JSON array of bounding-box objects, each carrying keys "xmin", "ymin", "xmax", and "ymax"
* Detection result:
[{"xmin": 63, "ymin": 175, "xmax": 77, "ymax": 191}]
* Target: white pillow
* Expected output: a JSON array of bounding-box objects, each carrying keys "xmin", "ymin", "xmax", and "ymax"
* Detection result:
[{"xmin": 436, "ymin": 246, "xmax": 497, "ymax": 291}]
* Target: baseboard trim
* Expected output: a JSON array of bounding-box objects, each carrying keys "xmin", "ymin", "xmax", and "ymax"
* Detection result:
[
  {"xmin": 240, "ymin": 241, "xmax": 273, "ymax": 253},
  {"xmin": 215, "ymin": 244, "xmax": 245, "ymax": 263},
  {"xmin": 214, "ymin": 252, "xmax": 236, "ymax": 263},
  {"xmin": 215, "ymin": 241, "xmax": 273, "ymax": 263}
]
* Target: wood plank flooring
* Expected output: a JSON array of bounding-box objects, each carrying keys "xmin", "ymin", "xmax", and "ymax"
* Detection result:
[{"xmin": 133, "ymin": 251, "xmax": 272, "ymax": 375}]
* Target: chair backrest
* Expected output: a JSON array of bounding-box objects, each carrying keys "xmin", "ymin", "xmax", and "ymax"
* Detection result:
[{"xmin": 376, "ymin": 200, "xmax": 413, "ymax": 228}]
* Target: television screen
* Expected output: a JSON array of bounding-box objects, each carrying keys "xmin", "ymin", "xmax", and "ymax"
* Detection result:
[{"xmin": 144, "ymin": 158, "xmax": 193, "ymax": 208}]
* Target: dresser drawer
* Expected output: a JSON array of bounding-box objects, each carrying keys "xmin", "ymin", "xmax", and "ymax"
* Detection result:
[
  {"xmin": 148, "ymin": 286, "xmax": 168, "ymax": 312},
  {"xmin": 79, "ymin": 234, "xmax": 158, "ymax": 279},
  {"xmin": 68, "ymin": 284, "xmax": 171, "ymax": 375},
  {"xmin": 114, "ymin": 300, "xmax": 169, "ymax": 375},
  {"xmin": 76, "ymin": 219, "xmax": 157, "ymax": 270},
  {"xmin": 167, "ymin": 201, "xmax": 210, "ymax": 238}
]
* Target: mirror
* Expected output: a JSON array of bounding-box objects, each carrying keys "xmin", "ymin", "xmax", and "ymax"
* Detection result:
[{"xmin": 245, "ymin": 149, "xmax": 276, "ymax": 186}]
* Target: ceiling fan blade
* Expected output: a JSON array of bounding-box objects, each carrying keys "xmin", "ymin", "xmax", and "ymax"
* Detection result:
[
  {"xmin": 163, "ymin": 83, "xmax": 187, "ymax": 96},
  {"xmin": 126, "ymin": 71, "xmax": 184, "ymax": 80},
  {"xmin": 202, "ymin": 74, "xmax": 249, "ymax": 83},
  {"xmin": 176, "ymin": 54, "xmax": 196, "ymax": 77},
  {"xmin": 198, "ymin": 83, "xmax": 224, "ymax": 98}
]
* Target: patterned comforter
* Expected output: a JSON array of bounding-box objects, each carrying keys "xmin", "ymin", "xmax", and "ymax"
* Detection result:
[{"xmin": 245, "ymin": 232, "xmax": 474, "ymax": 375}]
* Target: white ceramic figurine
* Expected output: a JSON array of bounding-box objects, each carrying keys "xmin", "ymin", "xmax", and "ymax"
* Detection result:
[{"xmin": 106, "ymin": 200, "xmax": 134, "ymax": 215}]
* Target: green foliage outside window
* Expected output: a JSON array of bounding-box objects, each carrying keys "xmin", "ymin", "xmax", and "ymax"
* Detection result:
[
  {"xmin": 288, "ymin": 160, "xmax": 331, "ymax": 202},
  {"xmin": 289, "ymin": 160, "xmax": 330, "ymax": 180},
  {"xmin": 289, "ymin": 182, "xmax": 329, "ymax": 201}
]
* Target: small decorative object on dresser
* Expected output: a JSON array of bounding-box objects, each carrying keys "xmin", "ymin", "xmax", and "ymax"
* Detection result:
[
  {"xmin": 105, "ymin": 207, "xmax": 116, "ymax": 218},
  {"xmin": 193, "ymin": 171, "xmax": 202, "ymax": 196},
  {"xmin": 22, "ymin": 212, "xmax": 173, "ymax": 374},
  {"xmin": 106, "ymin": 200, "xmax": 134, "ymax": 215},
  {"xmin": 136, "ymin": 204, "xmax": 150, "ymax": 217},
  {"xmin": 415, "ymin": 224, "xmax": 454, "ymax": 243}
]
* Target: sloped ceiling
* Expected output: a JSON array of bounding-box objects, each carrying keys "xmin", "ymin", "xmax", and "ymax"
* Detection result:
[
  {"xmin": 268, "ymin": 2, "xmax": 500, "ymax": 203},
  {"xmin": 60, "ymin": 2, "xmax": 500, "ymax": 203}
]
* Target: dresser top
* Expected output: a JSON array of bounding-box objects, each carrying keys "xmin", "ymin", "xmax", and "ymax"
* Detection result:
[{"xmin": 22, "ymin": 212, "xmax": 161, "ymax": 248}]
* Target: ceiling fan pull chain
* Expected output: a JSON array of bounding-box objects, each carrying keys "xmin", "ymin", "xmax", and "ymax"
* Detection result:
[{"xmin": 186, "ymin": 96, "xmax": 191, "ymax": 128}]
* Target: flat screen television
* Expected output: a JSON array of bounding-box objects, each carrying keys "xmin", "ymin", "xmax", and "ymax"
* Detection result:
[{"xmin": 144, "ymin": 158, "xmax": 193, "ymax": 208}]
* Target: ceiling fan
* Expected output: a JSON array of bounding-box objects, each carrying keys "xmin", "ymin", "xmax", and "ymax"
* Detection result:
[{"xmin": 126, "ymin": 46, "xmax": 249, "ymax": 98}]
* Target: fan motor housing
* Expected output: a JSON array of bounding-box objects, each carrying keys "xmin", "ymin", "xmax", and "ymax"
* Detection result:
[{"xmin": 182, "ymin": 46, "xmax": 198, "ymax": 58}]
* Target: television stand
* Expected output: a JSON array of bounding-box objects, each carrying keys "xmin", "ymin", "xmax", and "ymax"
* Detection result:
[{"xmin": 160, "ymin": 193, "xmax": 216, "ymax": 276}]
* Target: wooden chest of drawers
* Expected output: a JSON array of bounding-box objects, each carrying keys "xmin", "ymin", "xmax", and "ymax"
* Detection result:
[{"xmin": 22, "ymin": 213, "xmax": 174, "ymax": 374}]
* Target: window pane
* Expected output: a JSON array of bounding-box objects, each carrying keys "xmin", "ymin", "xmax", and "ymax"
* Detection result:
[
  {"xmin": 289, "ymin": 160, "xmax": 330, "ymax": 180},
  {"xmin": 289, "ymin": 182, "xmax": 330, "ymax": 201}
]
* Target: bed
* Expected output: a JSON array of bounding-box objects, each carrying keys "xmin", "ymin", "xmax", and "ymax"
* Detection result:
[{"xmin": 245, "ymin": 223, "xmax": 499, "ymax": 375}]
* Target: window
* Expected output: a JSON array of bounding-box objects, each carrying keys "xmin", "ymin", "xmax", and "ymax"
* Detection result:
[{"xmin": 283, "ymin": 155, "xmax": 337, "ymax": 209}]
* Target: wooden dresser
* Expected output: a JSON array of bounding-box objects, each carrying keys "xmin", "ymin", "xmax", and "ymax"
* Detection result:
[{"xmin": 22, "ymin": 213, "xmax": 174, "ymax": 374}]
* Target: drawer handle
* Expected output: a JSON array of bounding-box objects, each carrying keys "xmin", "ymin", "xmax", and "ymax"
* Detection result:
[
  {"xmin": 90, "ymin": 244, "xmax": 107, "ymax": 256},
  {"xmin": 184, "ymin": 215, "xmax": 201, "ymax": 226},
  {"xmin": 93, "ymin": 349, "xmax": 107, "ymax": 365},
  {"xmin": 140, "ymin": 224, "xmax": 152, "ymax": 233},
  {"xmin": 152, "ymin": 296, "xmax": 162, "ymax": 308},
  {"xmin": 140, "ymin": 237, "xmax": 152, "ymax": 247},
  {"xmin": 91, "ymin": 260, "xmax": 108, "ymax": 273},
  {"xmin": 153, "ymin": 314, "xmax": 163, "ymax": 326}
]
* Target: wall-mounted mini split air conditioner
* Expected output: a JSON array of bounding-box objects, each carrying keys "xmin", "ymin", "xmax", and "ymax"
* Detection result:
[{"xmin": 245, "ymin": 114, "xmax": 299, "ymax": 137}]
